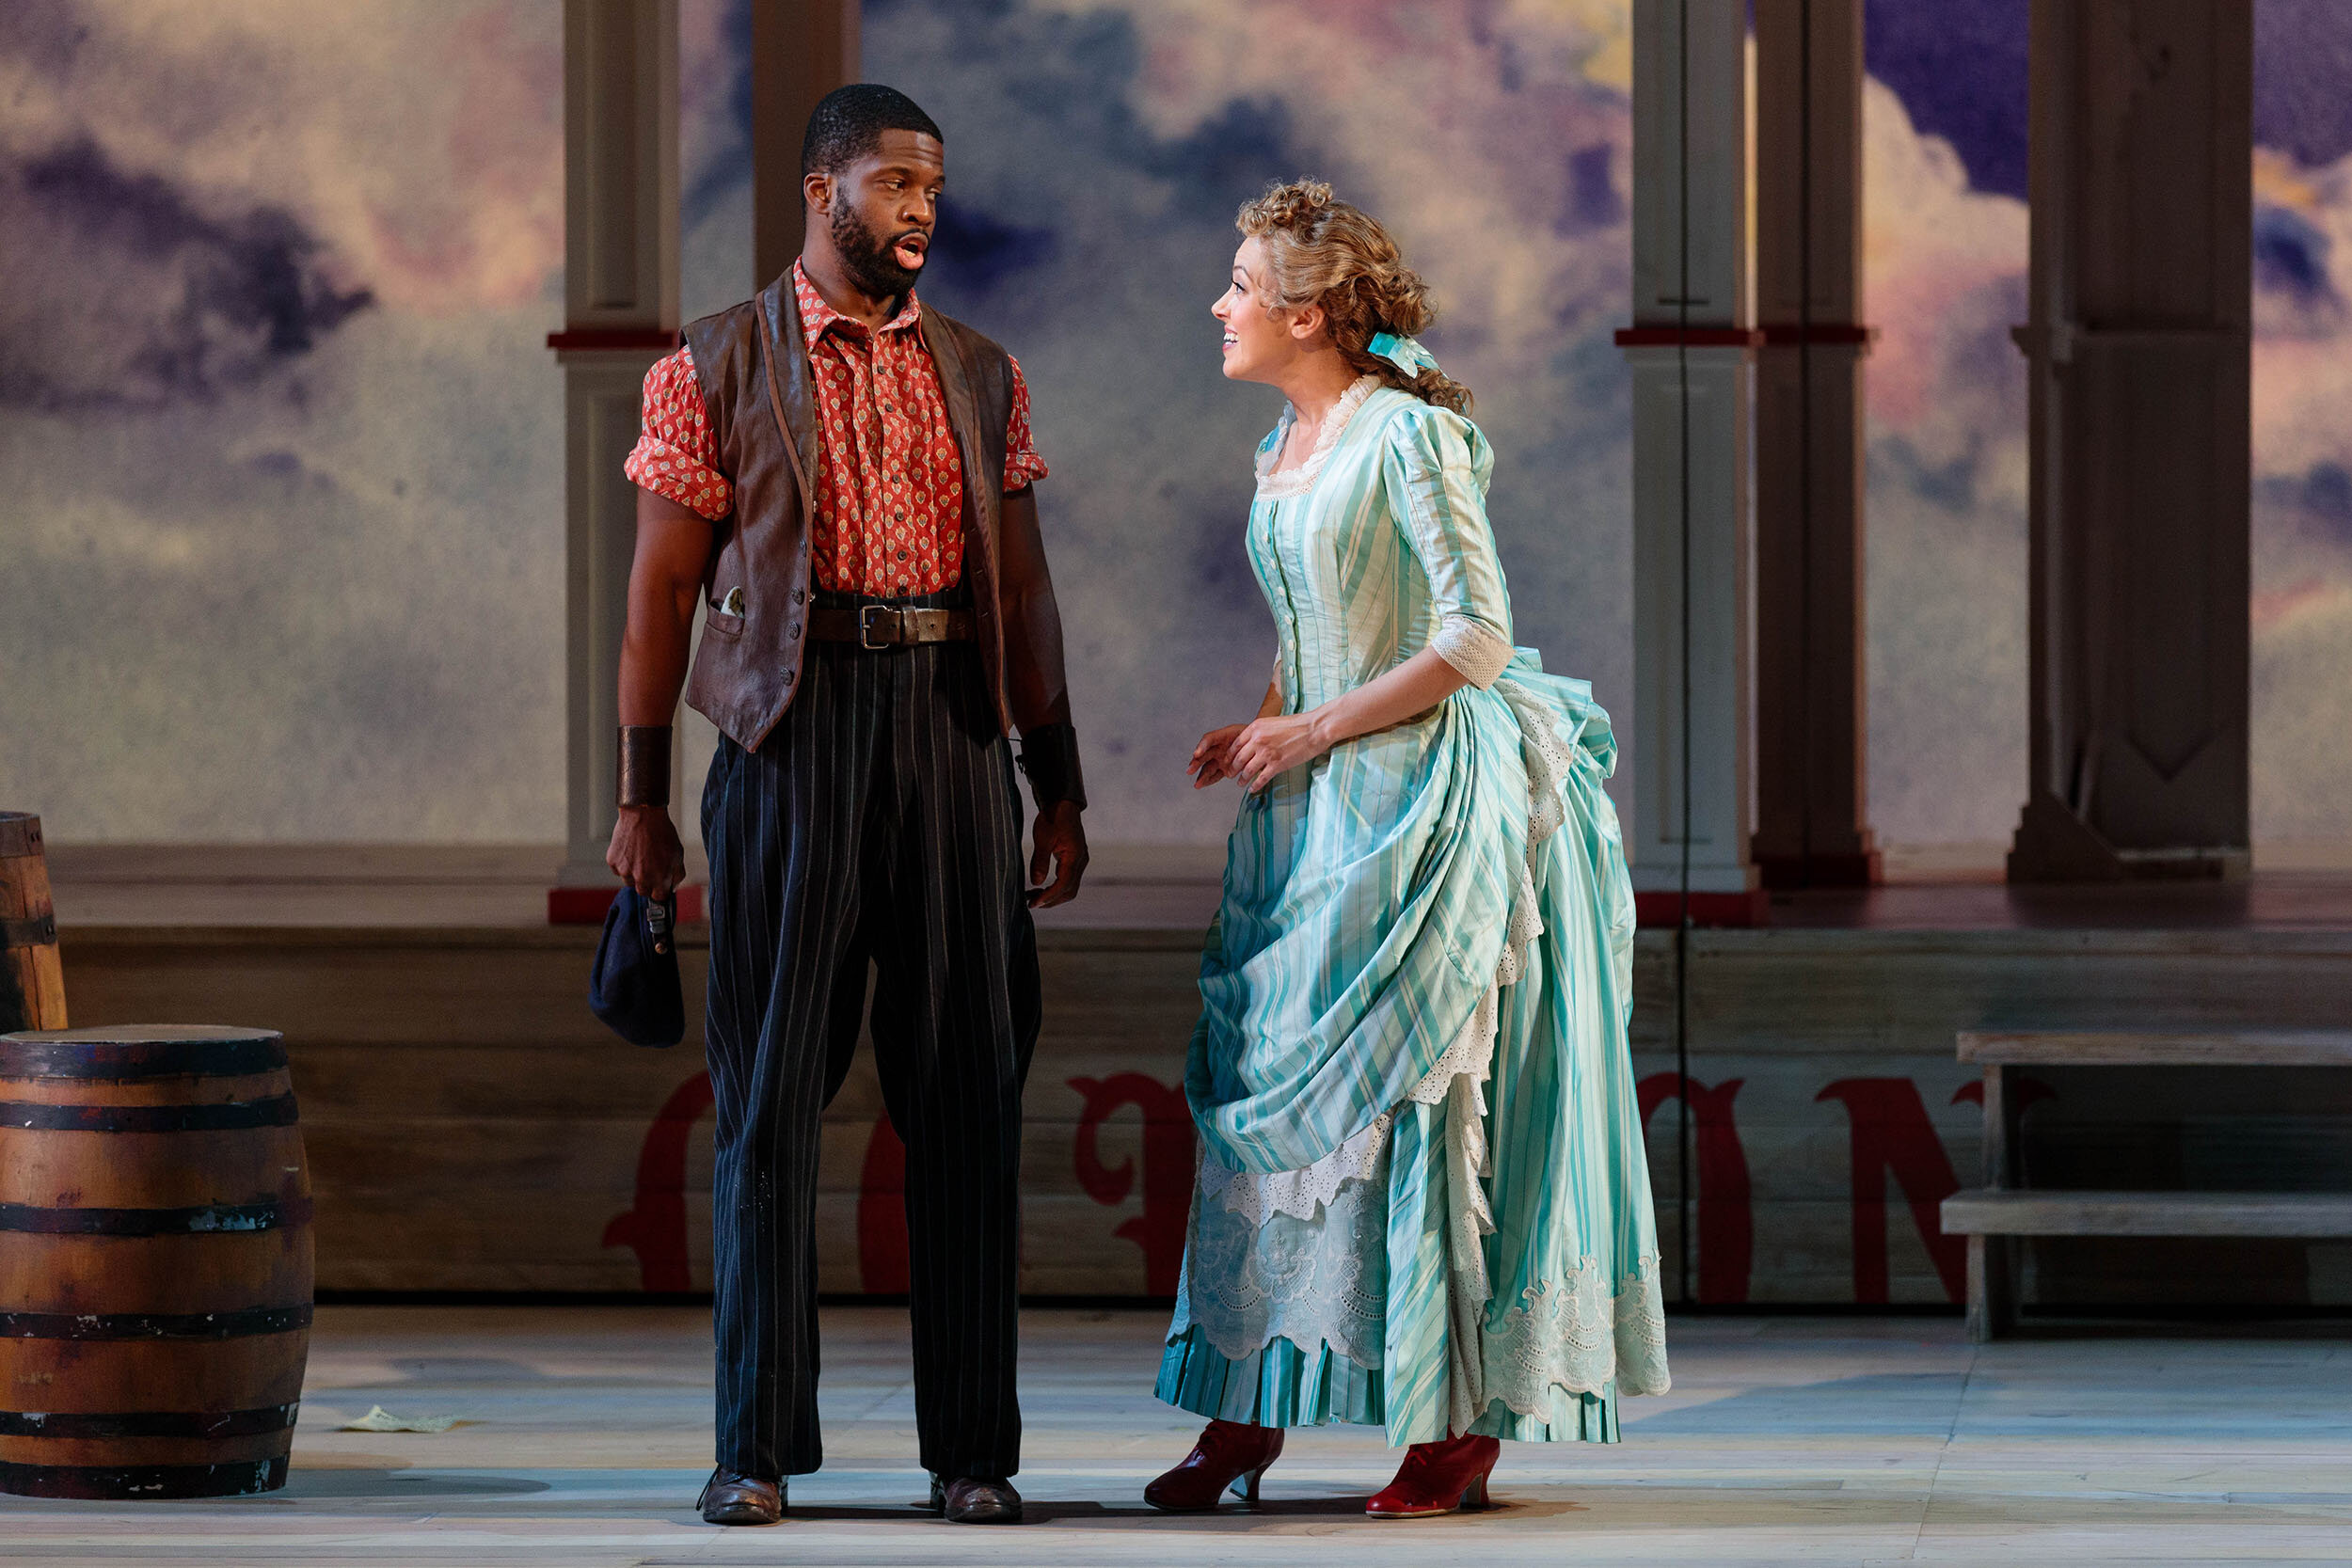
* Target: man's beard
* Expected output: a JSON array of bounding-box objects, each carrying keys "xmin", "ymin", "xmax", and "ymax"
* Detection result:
[{"xmin": 832, "ymin": 202, "xmax": 925, "ymax": 299}]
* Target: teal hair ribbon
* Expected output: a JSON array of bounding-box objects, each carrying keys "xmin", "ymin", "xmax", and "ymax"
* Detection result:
[{"xmin": 1366, "ymin": 330, "xmax": 1440, "ymax": 377}]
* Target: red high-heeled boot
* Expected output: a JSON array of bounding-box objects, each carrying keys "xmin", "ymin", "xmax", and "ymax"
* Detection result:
[
  {"xmin": 1364, "ymin": 1433, "xmax": 1502, "ymax": 1519},
  {"xmin": 1143, "ymin": 1419, "xmax": 1285, "ymax": 1512}
]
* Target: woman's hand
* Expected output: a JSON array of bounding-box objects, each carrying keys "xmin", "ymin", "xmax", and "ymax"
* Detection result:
[
  {"xmin": 1188, "ymin": 724, "xmax": 1248, "ymax": 789},
  {"xmin": 1226, "ymin": 712, "xmax": 1331, "ymax": 792}
]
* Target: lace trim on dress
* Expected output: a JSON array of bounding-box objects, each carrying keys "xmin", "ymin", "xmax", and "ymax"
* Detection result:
[
  {"xmin": 1175, "ymin": 1142, "xmax": 1393, "ymax": 1370},
  {"xmin": 1255, "ymin": 376, "xmax": 1383, "ymax": 500},
  {"xmin": 1431, "ymin": 615, "xmax": 1515, "ymax": 689},
  {"xmin": 1200, "ymin": 1114, "xmax": 1389, "ymax": 1227},
  {"xmin": 1483, "ymin": 1251, "xmax": 1673, "ymax": 1407}
]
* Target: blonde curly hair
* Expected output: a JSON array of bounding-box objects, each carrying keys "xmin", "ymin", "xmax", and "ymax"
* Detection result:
[{"xmin": 1234, "ymin": 179, "xmax": 1472, "ymax": 414}]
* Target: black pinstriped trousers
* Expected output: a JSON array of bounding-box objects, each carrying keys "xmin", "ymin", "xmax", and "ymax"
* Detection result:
[{"xmin": 700, "ymin": 591, "xmax": 1038, "ymax": 1482}]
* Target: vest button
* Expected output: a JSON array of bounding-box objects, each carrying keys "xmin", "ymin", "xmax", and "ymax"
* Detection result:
[{"xmin": 788, "ymin": 621, "xmax": 802, "ymax": 639}]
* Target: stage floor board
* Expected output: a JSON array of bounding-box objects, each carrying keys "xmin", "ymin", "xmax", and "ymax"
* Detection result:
[{"xmin": 1, "ymin": 1306, "xmax": 2347, "ymax": 1564}]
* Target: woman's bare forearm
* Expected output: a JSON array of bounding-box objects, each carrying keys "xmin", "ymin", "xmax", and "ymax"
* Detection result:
[{"xmin": 1304, "ymin": 648, "xmax": 1469, "ymax": 751}]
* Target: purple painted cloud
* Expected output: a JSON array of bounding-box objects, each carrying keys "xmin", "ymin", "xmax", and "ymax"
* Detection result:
[{"xmin": 0, "ymin": 138, "xmax": 373, "ymax": 412}]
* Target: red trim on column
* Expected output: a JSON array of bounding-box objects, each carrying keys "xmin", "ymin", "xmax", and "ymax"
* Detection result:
[
  {"xmin": 548, "ymin": 884, "xmax": 705, "ymax": 925},
  {"xmin": 546, "ymin": 327, "xmax": 681, "ymax": 354},
  {"xmin": 1757, "ymin": 323, "xmax": 1878, "ymax": 347},
  {"xmin": 1613, "ymin": 325, "xmax": 1766, "ymax": 348},
  {"xmin": 1634, "ymin": 889, "xmax": 1771, "ymax": 928}
]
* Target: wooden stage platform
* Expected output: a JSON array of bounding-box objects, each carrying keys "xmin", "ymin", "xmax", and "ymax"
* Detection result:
[
  {"xmin": 3, "ymin": 1304, "xmax": 2349, "ymax": 1565},
  {"xmin": 40, "ymin": 845, "xmax": 2352, "ymax": 1311}
]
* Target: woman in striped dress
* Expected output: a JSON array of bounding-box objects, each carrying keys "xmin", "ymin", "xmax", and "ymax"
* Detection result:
[{"xmin": 1145, "ymin": 181, "xmax": 1668, "ymax": 1520}]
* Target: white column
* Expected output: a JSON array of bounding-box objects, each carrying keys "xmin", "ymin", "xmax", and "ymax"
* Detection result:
[
  {"xmin": 1620, "ymin": 0, "xmax": 1763, "ymax": 924},
  {"xmin": 550, "ymin": 0, "xmax": 680, "ymax": 911}
]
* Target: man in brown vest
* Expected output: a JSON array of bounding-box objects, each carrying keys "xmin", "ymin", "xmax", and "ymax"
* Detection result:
[{"xmin": 606, "ymin": 84, "xmax": 1087, "ymax": 1528}]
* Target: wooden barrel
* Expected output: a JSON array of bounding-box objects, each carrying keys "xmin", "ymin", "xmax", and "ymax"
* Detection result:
[
  {"xmin": 0, "ymin": 1025, "xmax": 311, "ymax": 1498},
  {"xmin": 0, "ymin": 815, "xmax": 65, "ymax": 1036}
]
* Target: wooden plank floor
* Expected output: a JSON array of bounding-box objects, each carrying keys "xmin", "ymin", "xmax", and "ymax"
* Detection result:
[{"xmin": 2, "ymin": 1307, "xmax": 2348, "ymax": 1564}]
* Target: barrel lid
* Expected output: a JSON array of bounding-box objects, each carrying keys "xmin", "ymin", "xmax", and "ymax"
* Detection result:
[
  {"xmin": 0, "ymin": 1026, "xmax": 286, "ymax": 1082},
  {"xmin": 2, "ymin": 1026, "xmax": 279, "ymax": 1046},
  {"xmin": 0, "ymin": 814, "xmax": 38, "ymax": 860}
]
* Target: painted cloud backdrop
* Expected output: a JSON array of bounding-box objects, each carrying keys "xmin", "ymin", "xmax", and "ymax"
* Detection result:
[
  {"xmin": 0, "ymin": 0, "xmax": 565, "ymax": 840},
  {"xmin": 2, "ymin": 0, "xmax": 2350, "ymax": 851}
]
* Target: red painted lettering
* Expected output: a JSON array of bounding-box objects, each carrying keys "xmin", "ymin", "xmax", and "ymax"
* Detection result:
[
  {"xmin": 601, "ymin": 1071, "xmax": 715, "ymax": 1292},
  {"xmin": 857, "ymin": 1115, "xmax": 911, "ymax": 1293},
  {"xmin": 1638, "ymin": 1072, "xmax": 1756, "ymax": 1303},
  {"xmin": 1816, "ymin": 1077, "xmax": 1968, "ymax": 1304},
  {"xmin": 1069, "ymin": 1073, "xmax": 1194, "ymax": 1295}
]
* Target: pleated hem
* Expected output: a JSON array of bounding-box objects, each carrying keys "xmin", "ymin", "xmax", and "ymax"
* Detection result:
[
  {"xmin": 1155, "ymin": 1327, "xmax": 1383, "ymax": 1428},
  {"xmin": 1154, "ymin": 1326, "xmax": 1622, "ymax": 1443},
  {"xmin": 1466, "ymin": 1384, "xmax": 1620, "ymax": 1443}
]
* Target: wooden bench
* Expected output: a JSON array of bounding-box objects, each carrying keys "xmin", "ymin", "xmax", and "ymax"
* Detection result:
[{"xmin": 1940, "ymin": 1030, "xmax": 2352, "ymax": 1339}]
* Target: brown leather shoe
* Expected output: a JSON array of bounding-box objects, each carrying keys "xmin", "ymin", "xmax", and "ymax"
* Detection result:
[
  {"xmin": 697, "ymin": 1466, "xmax": 784, "ymax": 1525},
  {"xmin": 928, "ymin": 1473, "xmax": 1025, "ymax": 1523}
]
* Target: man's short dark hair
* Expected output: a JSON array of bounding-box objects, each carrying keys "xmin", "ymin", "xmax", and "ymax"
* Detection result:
[{"xmin": 802, "ymin": 84, "xmax": 944, "ymax": 179}]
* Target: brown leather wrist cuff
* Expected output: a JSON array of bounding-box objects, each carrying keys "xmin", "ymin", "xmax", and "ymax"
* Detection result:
[
  {"xmin": 1016, "ymin": 722, "xmax": 1087, "ymax": 812},
  {"xmin": 617, "ymin": 725, "xmax": 673, "ymax": 809}
]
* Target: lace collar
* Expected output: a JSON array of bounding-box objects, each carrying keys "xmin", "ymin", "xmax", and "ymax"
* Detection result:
[{"xmin": 1255, "ymin": 376, "xmax": 1383, "ymax": 499}]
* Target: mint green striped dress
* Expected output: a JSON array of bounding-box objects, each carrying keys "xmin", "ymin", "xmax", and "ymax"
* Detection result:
[{"xmin": 1155, "ymin": 378, "xmax": 1669, "ymax": 1447}]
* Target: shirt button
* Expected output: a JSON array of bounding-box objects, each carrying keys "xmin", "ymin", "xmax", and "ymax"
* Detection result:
[
  {"xmin": 897, "ymin": 549, "xmax": 909, "ymax": 562},
  {"xmin": 893, "ymin": 508, "xmax": 904, "ymax": 520}
]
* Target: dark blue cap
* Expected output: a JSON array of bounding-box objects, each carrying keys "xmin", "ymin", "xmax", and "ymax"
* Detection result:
[{"xmin": 589, "ymin": 888, "xmax": 685, "ymax": 1048}]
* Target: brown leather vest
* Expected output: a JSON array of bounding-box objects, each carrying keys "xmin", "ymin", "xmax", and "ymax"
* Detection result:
[{"xmin": 680, "ymin": 274, "xmax": 1035, "ymax": 752}]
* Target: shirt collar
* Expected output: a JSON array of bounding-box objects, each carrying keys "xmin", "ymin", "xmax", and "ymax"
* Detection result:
[{"xmin": 791, "ymin": 260, "xmax": 923, "ymax": 352}]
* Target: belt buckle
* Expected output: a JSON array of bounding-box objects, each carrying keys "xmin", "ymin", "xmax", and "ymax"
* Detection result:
[{"xmin": 859, "ymin": 604, "xmax": 895, "ymax": 650}]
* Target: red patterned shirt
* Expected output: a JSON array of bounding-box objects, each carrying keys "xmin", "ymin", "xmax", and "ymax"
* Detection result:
[{"xmin": 624, "ymin": 261, "xmax": 1047, "ymax": 596}]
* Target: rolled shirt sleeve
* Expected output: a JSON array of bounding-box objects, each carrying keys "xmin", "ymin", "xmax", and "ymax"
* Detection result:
[
  {"xmin": 1003, "ymin": 354, "xmax": 1050, "ymax": 493},
  {"xmin": 623, "ymin": 347, "xmax": 733, "ymax": 520},
  {"xmin": 1381, "ymin": 403, "xmax": 1515, "ymax": 689}
]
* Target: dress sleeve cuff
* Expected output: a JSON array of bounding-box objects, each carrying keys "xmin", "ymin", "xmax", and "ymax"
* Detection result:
[{"xmin": 1431, "ymin": 615, "xmax": 1513, "ymax": 689}]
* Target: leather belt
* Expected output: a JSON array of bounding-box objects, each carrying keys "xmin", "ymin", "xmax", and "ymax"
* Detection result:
[{"xmin": 808, "ymin": 603, "xmax": 977, "ymax": 649}]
